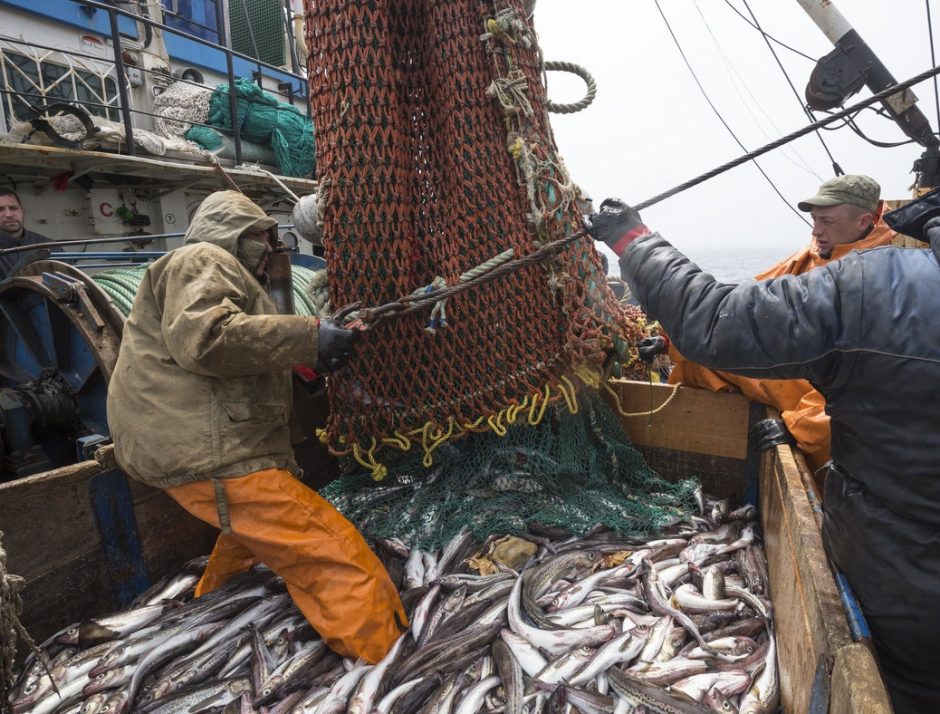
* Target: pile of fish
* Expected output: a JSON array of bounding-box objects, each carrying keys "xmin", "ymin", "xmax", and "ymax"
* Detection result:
[{"xmin": 9, "ymin": 496, "xmax": 778, "ymax": 714}]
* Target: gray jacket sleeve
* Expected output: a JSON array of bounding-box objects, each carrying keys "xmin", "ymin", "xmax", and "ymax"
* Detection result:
[{"xmin": 619, "ymin": 233, "xmax": 864, "ymax": 380}]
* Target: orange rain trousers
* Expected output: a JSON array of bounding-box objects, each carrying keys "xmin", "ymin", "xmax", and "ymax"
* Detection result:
[
  {"xmin": 166, "ymin": 468, "xmax": 406, "ymax": 664},
  {"xmin": 668, "ymin": 217, "xmax": 897, "ymax": 473}
]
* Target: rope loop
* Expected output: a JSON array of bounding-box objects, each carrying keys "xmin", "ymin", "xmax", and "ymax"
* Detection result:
[{"xmin": 544, "ymin": 60, "xmax": 598, "ymax": 114}]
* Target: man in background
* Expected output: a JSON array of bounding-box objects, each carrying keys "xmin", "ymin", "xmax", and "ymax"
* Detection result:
[
  {"xmin": 0, "ymin": 187, "xmax": 57, "ymax": 280},
  {"xmin": 666, "ymin": 175, "xmax": 896, "ymax": 471}
]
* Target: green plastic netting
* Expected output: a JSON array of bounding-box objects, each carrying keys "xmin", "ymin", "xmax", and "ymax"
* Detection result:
[
  {"xmin": 322, "ymin": 389, "xmax": 698, "ymax": 551},
  {"xmin": 203, "ymin": 78, "xmax": 315, "ymax": 178}
]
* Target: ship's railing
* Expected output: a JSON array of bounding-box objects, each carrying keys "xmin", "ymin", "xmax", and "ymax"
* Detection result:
[{"xmin": 0, "ymin": 0, "xmax": 309, "ymax": 168}]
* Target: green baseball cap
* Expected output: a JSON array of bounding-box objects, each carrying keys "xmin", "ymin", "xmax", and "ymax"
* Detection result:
[{"xmin": 797, "ymin": 175, "xmax": 881, "ymax": 213}]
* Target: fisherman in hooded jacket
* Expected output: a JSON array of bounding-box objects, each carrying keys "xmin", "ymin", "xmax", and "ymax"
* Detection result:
[
  {"xmin": 107, "ymin": 190, "xmax": 406, "ymax": 664},
  {"xmin": 587, "ymin": 199, "xmax": 940, "ymax": 713}
]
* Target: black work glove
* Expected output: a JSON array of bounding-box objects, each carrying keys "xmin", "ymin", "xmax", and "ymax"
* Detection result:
[
  {"xmin": 637, "ymin": 335, "xmax": 670, "ymax": 363},
  {"xmin": 315, "ymin": 319, "xmax": 362, "ymax": 373},
  {"xmin": 583, "ymin": 198, "xmax": 651, "ymax": 256},
  {"xmin": 748, "ymin": 418, "xmax": 795, "ymax": 453}
]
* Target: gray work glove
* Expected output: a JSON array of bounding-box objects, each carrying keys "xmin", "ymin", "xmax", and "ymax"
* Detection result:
[{"xmin": 315, "ymin": 318, "xmax": 362, "ymax": 373}]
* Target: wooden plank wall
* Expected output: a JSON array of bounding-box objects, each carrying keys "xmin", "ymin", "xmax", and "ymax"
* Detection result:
[
  {"xmin": 605, "ymin": 380, "xmax": 750, "ymax": 499},
  {"xmin": 0, "ymin": 447, "xmax": 215, "ymax": 643},
  {"xmin": 761, "ymin": 444, "xmax": 854, "ymax": 712}
]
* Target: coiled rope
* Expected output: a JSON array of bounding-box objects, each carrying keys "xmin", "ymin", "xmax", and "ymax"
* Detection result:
[
  {"xmin": 544, "ymin": 60, "xmax": 597, "ymax": 114},
  {"xmin": 91, "ymin": 264, "xmax": 321, "ymax": 319}
]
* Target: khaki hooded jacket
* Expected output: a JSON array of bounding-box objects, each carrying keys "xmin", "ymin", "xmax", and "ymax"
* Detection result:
[{"xmin": 107, "ymin": 191, "xmax": 319, "ymax": 490}]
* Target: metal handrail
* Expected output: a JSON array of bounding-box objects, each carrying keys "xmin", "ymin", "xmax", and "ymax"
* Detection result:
[
  {"xmin": 0, "ymin": 36, "xmax": 298, "ymax": 103},
  {"xmin": 75, "ymin": 0, "xmax": 307, "ymax": 82},
  {"xmin": 0, "ymin": 225, "xmax": 298, "ymax": 255}
]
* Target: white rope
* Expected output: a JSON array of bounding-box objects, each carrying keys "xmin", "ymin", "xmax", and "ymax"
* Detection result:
[{"xmin": 152, "ymin": 81, "xmax": 213, "ymax": 138}]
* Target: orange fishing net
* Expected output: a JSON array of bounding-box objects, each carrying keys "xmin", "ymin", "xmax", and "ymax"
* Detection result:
[{"xmin": 305, "ymin": 0, "xmax": 651, "ymax": 476}]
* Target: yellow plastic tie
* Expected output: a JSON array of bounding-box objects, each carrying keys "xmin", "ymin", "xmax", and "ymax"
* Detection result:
[
  {"xmin": 605, "ymin": 381, "xmax": 683, "ymax": 418},
  {"xmin": 529, "ymin": 384, "xmax": 551, "ymax": 425},
  {"xmin": 463, "ymin": 415, "xmax": 487, "ymax": 432},
  {"xmin": 487, "ymin": 410, "xmax": 508, "ymax": 437},
  {"xmin": 559, "ymin": 375, "xmax": 579, "ymax": 414},
  {"xmin": 352, "ymin": 440, "xmax": 388, "ymax": 482},
  {"xmin": 421, "ymin": 420, "xmax": 455, "ymax": 467},
  {"xmin": 506, "ymin": 396, "xmax": 528, "ymax": 424},
  {"xmin": 381, "ymin": 432, "xmax": 412, "ymax": 451},
  {"xmin": 574, "ymin": 364, "xmax": 602, "ymax": 389}
]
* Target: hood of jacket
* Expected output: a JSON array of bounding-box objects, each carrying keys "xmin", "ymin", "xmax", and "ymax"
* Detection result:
[{"xmin": 183, "ymin": 191, "xmax": 278, "ymax": 255}]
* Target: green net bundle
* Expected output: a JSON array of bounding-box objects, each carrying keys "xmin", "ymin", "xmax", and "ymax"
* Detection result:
[
  {"xmin": 305, "ymin": 0, "xmax": 655, "ymax": 477},
  {"xmin": 322, "ymin": 390, "xmax": 698, "ymax": 551},
  {"xmin": 202, "ymin": 78, "xmax": 316, "ymax": 178}
]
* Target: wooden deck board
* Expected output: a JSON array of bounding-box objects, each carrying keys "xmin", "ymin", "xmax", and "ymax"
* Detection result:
[
  {"xmin": 0, "ymin": 450, "xmax": 215, "ymax": 642},
  {"xmin": 607, "ymin": 380, "xmax": 750, "ymax": 460}
]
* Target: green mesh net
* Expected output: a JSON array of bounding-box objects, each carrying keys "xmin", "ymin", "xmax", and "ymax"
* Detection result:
[
  {"xmin": 204, "ymin": 78, "xmax": 315, "ymax": 178},
  {"xmin": 322, "ymin": 389, "xmax": 698, "ymax": 551}
]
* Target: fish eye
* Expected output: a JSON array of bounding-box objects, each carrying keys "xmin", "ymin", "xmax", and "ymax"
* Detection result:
[{"xmin": 24, "ymin": 682, "xmax": 37, "ymax": 694}]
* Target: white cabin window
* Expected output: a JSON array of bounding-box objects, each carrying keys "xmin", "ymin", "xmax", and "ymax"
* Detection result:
[{"xmin": 0, "ymin": 49, "xmax": 119, "ymax": 130}]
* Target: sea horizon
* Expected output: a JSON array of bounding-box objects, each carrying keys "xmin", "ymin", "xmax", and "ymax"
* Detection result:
[{"xmin": 606, "ymin": 246, "xmax": 803, "ymax": 285}]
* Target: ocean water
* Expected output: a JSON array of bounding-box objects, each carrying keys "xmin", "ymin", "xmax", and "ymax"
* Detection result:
[
  {"xmin": 605, "ymin": 248, "xmax": 797, "ymax": 284},
  {"xmin": 688, "ymin": 249, "xmax": 795, "ymax": 284}
]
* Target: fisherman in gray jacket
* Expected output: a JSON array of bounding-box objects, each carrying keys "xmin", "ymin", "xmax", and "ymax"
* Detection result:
[
  {"xmin": 586, "ymin": 198, "xmax": 940, "ymax": 713},
  {"xmin": 0, "ymin": 187, "xmax": 58, "ymax": 279}
]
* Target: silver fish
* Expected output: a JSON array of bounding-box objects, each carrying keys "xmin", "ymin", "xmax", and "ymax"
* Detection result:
[
  {"xmin": 507, "ymin": 575, "xmax": 615, "ymax": 656},
  {"xmin": 347, "ymin": 634, "xmax": 409, "ymax": 714},
  {"xmin": 499, "ymin": 629, "xmax": 548, "ymax": 677},
  {"xmin": 492, "ymin": 637, "xmax": 524, "ymax": 714},
  {"xmin": 738, "ymin": 632, "xmax": 778, "ymax": 714},
  {"xmin": 374, "ymin": 676, "xmax": 426, "ymax": 714},
  {"xmin": 569, "ymin": 630, "xmax": 647, "ymax": 686},
  {"xmin": 452, "ymin": 675, "xmax": 500, "ymax": 714}
]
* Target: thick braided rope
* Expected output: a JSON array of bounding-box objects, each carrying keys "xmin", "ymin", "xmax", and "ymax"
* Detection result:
[{"xmin": 544, "ymin": 60, "xmax": 597, "ymax": 114}]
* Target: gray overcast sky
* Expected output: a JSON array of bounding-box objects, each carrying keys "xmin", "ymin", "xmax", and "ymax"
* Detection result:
[{"xmin": 534, "ymin": 1, "xmax": 931, "ymax": 264}]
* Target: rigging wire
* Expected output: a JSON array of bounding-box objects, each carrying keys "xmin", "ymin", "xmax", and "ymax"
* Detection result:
[
  {"xmin": 692, "ymin": 0, "xmax": 823, "ymax": 182},
  {"xmin": 927, "ymin": 0, "xmax": 940, "ymax": 133},
  {"xmin": 845, "ymin": 118, "xmax": 918, "ymax": 148},
  {"xmin": 653, "ymin": 0, "xmax": 811, "ymax": 227},
  {"xmin": 634, "ymin": 60, "xmax": 940, "ymax": 211},
  {"xmin": 740, "ymin": 0, "xmax": 844, "ymax": 177},
  {"xmin": 720, "ymin": 0, "xmax": 816, "ymax": 62}
]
